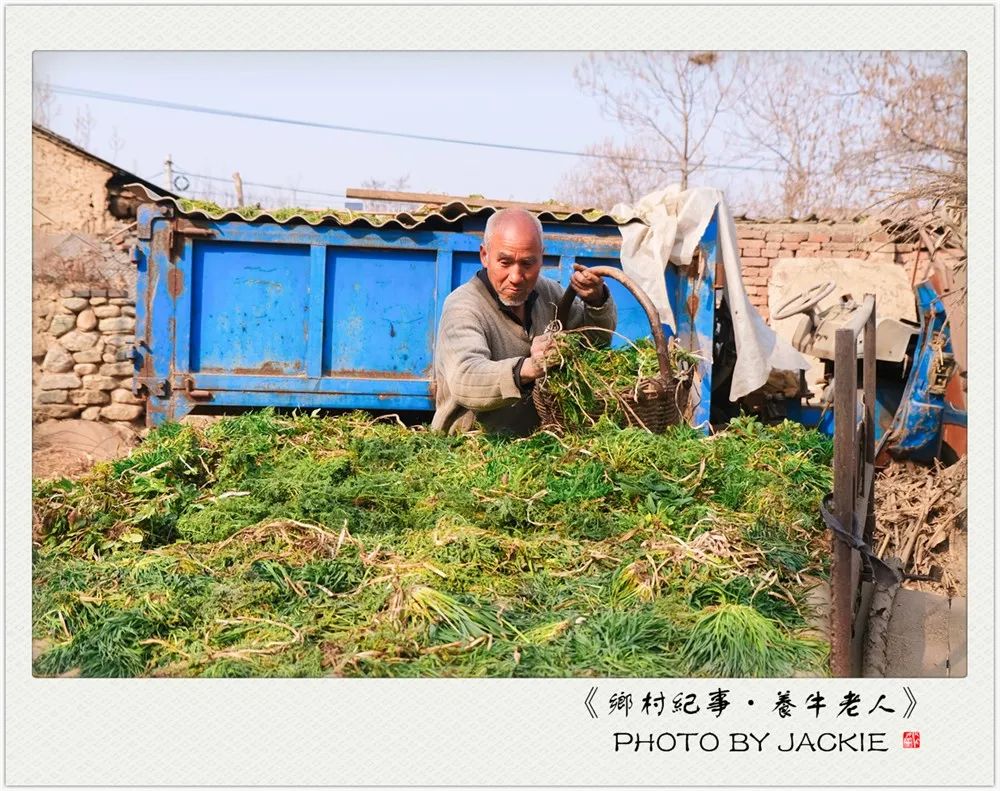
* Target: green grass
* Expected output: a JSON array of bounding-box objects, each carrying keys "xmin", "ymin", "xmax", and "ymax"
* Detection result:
[
  {"xmin": 534, "ymin": 334, "xmax": 702, "ymax": 431},
  {"xmin": 32, "ymin": 410, "xmax": 832, "ymax": 678},
  {"xmin": 683, "ymin": 603, "xmax": 828, "ymax": 677}
]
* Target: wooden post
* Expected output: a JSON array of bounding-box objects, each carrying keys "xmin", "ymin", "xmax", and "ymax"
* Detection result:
[
  {"xmin": 831, "ymin": 323, "xmax": 859, "ymax": 677},
  {"xmin": 233, "ymin": 172, "xmax": 245, "ymax": 206},
  {"xmin": 863, "ymin": 295, "xmax": 877, "ymax": 547},
  {"xmin": 828, "ymin": 294, "xmax": 875, "ymax": 677}
]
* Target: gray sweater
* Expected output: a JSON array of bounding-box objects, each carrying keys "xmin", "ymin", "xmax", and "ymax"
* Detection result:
[{"xmin": 431, "ymin": 272, "xmax": 617, "ymax": 435}]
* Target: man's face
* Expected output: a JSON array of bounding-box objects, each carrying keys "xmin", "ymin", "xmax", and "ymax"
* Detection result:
[{"xmin": 480, "ymin": 218, "xmax": 543, "ymax": 307}]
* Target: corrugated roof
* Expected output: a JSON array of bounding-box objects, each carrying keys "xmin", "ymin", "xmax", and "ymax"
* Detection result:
[
  {"xmin": 123, "ymin": 183, "xmax": 634, "ymax": 230},
  {"xmin": 126, "ymin": 183, "xmax": 938, "ymax": 239}
]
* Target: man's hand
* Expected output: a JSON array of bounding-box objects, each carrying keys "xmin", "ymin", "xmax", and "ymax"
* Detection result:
[
  {"xmin": 571, "ymin": 263, "xmax": 608, "ymax": 306},
  {"xmin": 519, "ymin": 333, "xmax": 558, "ymax": 382}
]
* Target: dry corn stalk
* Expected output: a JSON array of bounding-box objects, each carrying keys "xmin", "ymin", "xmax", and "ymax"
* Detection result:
[{"xmin": 873, "ymin": 458, "xmax": 966, "ymax": 596}]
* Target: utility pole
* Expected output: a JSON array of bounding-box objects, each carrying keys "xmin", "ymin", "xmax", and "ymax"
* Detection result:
[
  {"xmin": 164, "ymin": 154, "xmax": 173, "ymax": 192},
  {"xmin": 233, "ymin": 171, "xmax": 245, "ymax": 206}
]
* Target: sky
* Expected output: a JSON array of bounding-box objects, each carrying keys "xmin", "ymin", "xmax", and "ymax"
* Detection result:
[{"xmin": 34, "ymin": 51, "xmax": 638, "ymax": 209}]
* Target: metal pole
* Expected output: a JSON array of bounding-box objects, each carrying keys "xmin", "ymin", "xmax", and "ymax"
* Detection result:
[{"xmin": 164, "ymin": 154, "xmax": 173, "ymax": 193}]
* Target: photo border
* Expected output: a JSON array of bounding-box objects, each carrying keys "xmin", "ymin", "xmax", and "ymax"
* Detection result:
[{"xmin": 6, "ymin": 4, "xmax": 995, "ymax": 786}]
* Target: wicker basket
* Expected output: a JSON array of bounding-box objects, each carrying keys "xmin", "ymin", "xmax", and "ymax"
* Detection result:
[{"xmin": 533, "ymin": 266, "xmax": 687, "ymax": 434}]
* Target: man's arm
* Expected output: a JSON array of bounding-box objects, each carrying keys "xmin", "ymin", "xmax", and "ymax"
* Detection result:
[
  {"xmin": 565, "ymin": 265, "xmax": 617, "ymax": 347},
  {"xmin": 436, "ymin": 304, "xmax": 525, "ymax": 411}
]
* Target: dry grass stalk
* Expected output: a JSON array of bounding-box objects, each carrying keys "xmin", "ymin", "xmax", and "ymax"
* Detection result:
[{"xmin": 873, "ymin": 458, "xmax": 967, "ymax": 596}]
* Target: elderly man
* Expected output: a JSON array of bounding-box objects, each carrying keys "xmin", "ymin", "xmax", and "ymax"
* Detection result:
[{"xmin": 431, "ymin": 207, "xmax": 617, "ymax": 435}]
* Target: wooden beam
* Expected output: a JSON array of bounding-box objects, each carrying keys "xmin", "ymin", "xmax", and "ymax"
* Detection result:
[
  {"xmin": 831, "ymin": 322, "xmax": 859, "ymax": 677},
  {"xmin": 344, "ymin": 187, "xmax": 592, "ymax": 215}
]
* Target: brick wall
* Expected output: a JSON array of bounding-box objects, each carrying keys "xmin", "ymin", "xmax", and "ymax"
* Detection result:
[{"xmin": 734, "ymin": 220, "xmax": 963, "ymax": 321}]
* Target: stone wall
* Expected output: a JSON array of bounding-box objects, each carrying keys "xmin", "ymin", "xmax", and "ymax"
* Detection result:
[
  {"xmin": 33, "ymin": 288, "xmax": 142, "ymax": 424},
  {"xmin": 734, "ymin": 219, "xmax": 963, "ymax": 321}
]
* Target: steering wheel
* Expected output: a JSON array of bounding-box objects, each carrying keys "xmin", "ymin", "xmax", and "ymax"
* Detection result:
[{"xmin": 772, "ymin": 280, "xmax": 837, "ymax": 321}]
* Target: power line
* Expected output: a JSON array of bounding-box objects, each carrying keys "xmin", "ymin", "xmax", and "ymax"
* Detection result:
[
  {"xmin": 50, "ymin": 83, "xmax": 783, "ymax": 175},
  {"xmin": 173, "ymin": 168, "xmax": 349, "ymax": 202}
]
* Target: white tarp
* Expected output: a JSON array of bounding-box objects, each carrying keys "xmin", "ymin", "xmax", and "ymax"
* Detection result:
[{"xmin": 612, "ymin": 185, "xmax": 811, "ymax": 401}]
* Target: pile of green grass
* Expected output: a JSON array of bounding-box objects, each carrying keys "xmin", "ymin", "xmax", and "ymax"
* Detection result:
[
  {"xmin": 32, "ymin": 411, "xmax": 832, "ymax": 678},
  {"xmin": 536, "ymin": 334, "xmax": 701, "ymax": 430}
]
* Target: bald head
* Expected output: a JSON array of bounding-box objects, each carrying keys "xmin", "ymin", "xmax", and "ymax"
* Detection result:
[
  {"xmin": 483, "ymin": 208, "xmax": 543, "ymax": 254},
  {"xmin": 479, "ymin": 208, "xmax": 545, "ymax": 308}
]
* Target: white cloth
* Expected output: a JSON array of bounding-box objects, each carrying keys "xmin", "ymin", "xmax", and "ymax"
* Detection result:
[{"xmin": 612, "ymin": 185, "xmax": 810, "ymax": 401}]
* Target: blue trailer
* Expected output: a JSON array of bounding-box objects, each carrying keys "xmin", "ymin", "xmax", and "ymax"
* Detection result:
[
  {"xmin": 130, "ymin": 190, "xmax": 963, "ymax": 463},
  {"xmin": 131, "ymin": 196, "xmax": 717, "ymax": 428}
]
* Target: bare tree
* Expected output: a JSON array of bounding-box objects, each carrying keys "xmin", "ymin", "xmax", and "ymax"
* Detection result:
[
  {"xmin": 360, "ymin": 174, "xmax": 413, "ymax": 212},
  {"xmin": 73, "ymin": 105, "xmax": 96, "ymax": 150},
  {"xmin": 846, "ymin": 52, "xmax": 967, "ymax": 258},
  {"xmin": 566, "ymin": 51, "xmax": 966, "ymax": 222},
  {"xmin": 571, "ymin": 51, "xmax": 743, "ymax": 192},
  {"xmin": 852, "ymin": 53, "xmax": 966, "ymax": 170},
  {"xmin": 32, "ymin": 78, "xmax": 59, "ymax": 127},
  {"xmin": 732, "ymin": 52, "xmax": 966, "ymax": 223},
  {"xmin": 556, "ymin": 138, "xmax": 665, "ymax": 210},
  {"xmin": 107, "ymin": 126, "xmax": 125, "ymax": 162},
  {"xmin": 732, "ymin": 53, "xmax": 869, "ymax": 217}
]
